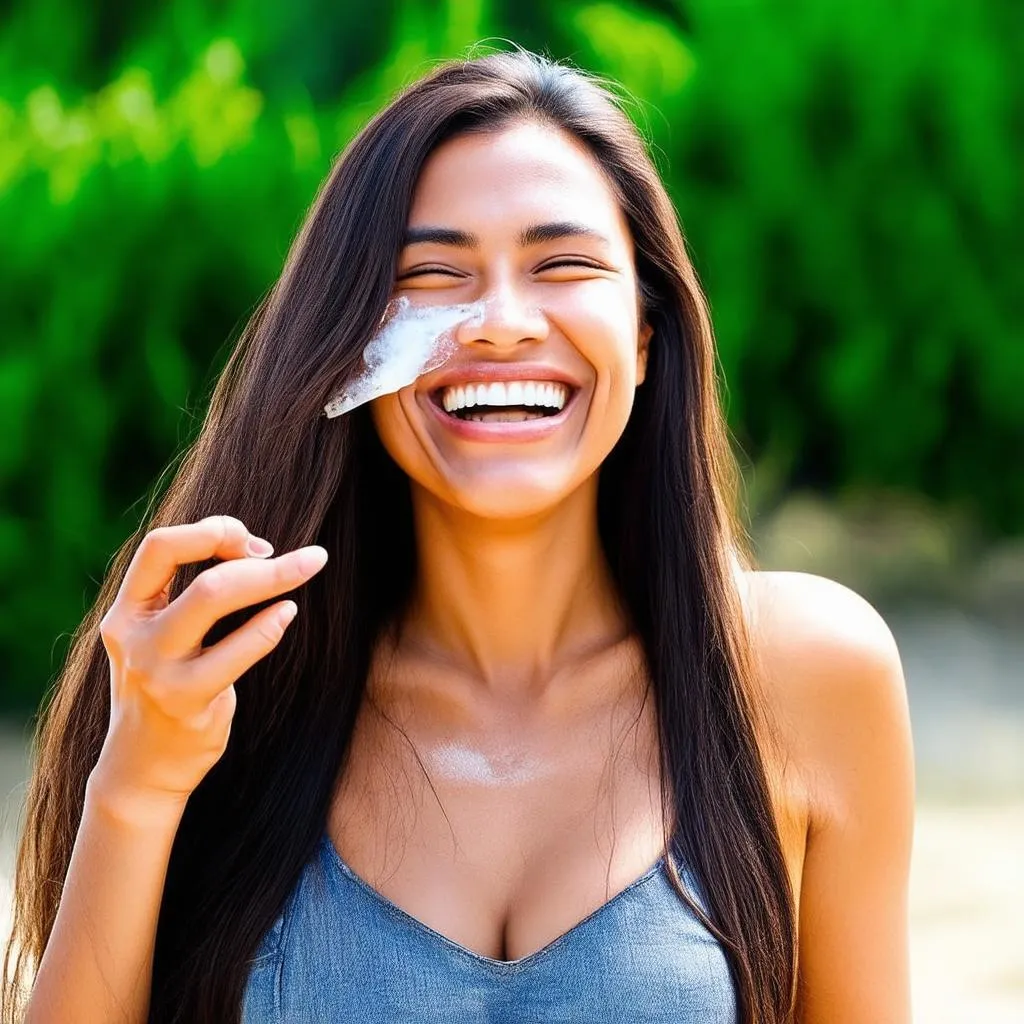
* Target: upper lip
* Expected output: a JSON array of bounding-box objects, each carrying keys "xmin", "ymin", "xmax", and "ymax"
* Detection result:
[{"xmin": 426, "ymin": 363, "xmax": 582, "ymax": 398}]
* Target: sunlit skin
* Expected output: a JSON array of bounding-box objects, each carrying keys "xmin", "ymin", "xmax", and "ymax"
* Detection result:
[
  {"xmin": 369, "ymin": 120, "xmax": 652, "ymax": 691},
  {"xmin": 351, "ymin": 120, "xmax": 914, "ymax": 1022}
]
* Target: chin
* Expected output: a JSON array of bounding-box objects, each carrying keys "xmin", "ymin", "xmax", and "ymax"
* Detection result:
[{"xmin": 438, "ymin": 471, "xmax": 581, "ymax": 521}]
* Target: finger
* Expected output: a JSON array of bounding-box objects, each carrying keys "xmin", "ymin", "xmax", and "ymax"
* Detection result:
[
  {"xmin": 119, "ymin": 516, "xmax": 271, "ymax": 607},
  {"xmin": 178, "ymin": 598, "xmax": 299, "ymax": 705},
  {"xmin": 154, "ymin": 545, "xmax": 328, "ymax": 659}
]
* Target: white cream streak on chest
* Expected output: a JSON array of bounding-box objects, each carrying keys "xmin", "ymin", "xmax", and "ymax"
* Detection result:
[{"xmin": 425, "ymin": 741, "xmax": 556, "ymax": 786}]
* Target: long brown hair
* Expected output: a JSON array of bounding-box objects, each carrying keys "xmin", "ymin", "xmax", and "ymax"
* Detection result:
[{"xmin": 3, "ymin": 45, "xmax": 796, "ymax": 1023}]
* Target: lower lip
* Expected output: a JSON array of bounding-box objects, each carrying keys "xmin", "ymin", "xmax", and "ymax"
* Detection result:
[{"xmin": 424, "ymin": 389, "xmax": 579, "ymax": 442}]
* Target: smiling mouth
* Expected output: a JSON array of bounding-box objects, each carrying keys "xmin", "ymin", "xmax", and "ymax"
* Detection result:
[
  {"xmin": 445, "ymin": 405, "xmax": 557, "ymax": 422},
  {"xmin": 429, "ymin": 387, "xmax": 577, "ymax": 422}
]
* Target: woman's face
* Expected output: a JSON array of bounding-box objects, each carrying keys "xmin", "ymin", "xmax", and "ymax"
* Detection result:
[{"xmin": 370, "ymin": 119, "xmax": 652, "ymax": 520}]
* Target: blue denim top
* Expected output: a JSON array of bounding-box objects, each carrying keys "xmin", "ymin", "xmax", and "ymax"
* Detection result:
[{"xmin": 241, "ymin": 832, "xmax": 738, "ymax": 1022}]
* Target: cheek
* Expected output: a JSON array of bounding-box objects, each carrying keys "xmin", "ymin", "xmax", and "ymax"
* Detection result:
[
  {"xmin": 557, "ymin": 285, "xmax": 641, "ymax": 371},
  {"xmin": 570, "ymin": 316, "xmax": 640, "ymax": 406},
  {"xmin": 368, "ymin": 389, "xmax": 453, "ymax": 493},
  {"xmin": 368, "ymin": 393, "xmax": 418, "ymax": 470}
]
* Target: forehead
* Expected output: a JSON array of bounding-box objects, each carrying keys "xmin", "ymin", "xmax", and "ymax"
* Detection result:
[{"xmin": 407, "ymin": 121, "xmax": 631, "ymax": 249}]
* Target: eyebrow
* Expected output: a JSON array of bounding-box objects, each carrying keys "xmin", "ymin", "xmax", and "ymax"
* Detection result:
[{"xmin": 401, "ymin": 221, "xmax": 612, "ymax": 250}]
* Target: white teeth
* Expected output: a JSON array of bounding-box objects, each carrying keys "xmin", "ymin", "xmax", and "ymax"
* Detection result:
[{"xmin": 440, "ymin": 380, "xmax": 569, "ymax": 413}]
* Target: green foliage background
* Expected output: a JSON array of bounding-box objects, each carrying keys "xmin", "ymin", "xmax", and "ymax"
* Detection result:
[{"xmin": 1, "ymin": 0, "xmax": 1020, "ymax": 710}]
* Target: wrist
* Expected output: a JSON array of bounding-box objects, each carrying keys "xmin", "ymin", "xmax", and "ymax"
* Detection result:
[{"xmin": 84, "ymin": 767, "xmax": 190, "ymax": 834}]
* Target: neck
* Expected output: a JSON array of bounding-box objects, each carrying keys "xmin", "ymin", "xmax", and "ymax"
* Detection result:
[{"xmin": 398, "ymin": 475, "xmax": 632, "ymax": 701}]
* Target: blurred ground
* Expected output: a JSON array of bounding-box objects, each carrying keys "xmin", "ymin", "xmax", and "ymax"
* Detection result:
[
  {"xmin": 750, "ymin": 492, "xmax": 1024, "ymax": 1021},
  {"xmin": 0, "ymin": 547, "xmax": 1021, "ymax": 1019},
  {"xmin": 893, "ymin": 609, "xmax": 1024, "ymax": 1022}
]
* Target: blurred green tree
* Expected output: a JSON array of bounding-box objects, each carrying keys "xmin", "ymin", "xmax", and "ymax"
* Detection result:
[{"xmin": 0, "ymin": 0, "xmax": 1020, "ymax": 709}]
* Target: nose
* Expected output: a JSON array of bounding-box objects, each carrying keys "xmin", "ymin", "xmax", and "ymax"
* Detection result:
[{"xmin": 452, "ymin": 281, "xmax": 549, "ymax": 351}]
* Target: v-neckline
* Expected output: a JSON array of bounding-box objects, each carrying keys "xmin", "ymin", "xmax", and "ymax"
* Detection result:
[{"xmin": 320, "ymin": 833, "xmax": 667, "ymax": 970}]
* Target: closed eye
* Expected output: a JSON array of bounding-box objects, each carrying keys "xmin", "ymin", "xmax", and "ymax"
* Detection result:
[
  {"xmin": 540, "ymin": 259, "xmax": 604, "ymax": 271},
  {"xmin": 397, "ymin": 267, "xmax": 466, "ymax": 280}
]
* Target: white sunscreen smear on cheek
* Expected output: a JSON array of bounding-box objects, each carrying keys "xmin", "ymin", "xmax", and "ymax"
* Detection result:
[{"xmin": 324, "ymin": 295, "xmax": 489, "ymax": 418}]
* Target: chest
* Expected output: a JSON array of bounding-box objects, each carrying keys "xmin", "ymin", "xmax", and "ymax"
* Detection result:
[{"xmin": 326, "ymin": 650, "xmax": 809, "ymax": 964}]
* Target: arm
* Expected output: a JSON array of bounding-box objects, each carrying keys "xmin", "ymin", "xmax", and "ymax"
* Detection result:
[
  {"xmin": 22, "ymin": 515, "xmax": 324, "ymax": 1021},
  {"xmin": 24, "ymin": 775, "xmax": 186, "ymax": 1024},
  {"xmin": 783, "ymin": 576, "xmax": 916, "ymax": 1023}
]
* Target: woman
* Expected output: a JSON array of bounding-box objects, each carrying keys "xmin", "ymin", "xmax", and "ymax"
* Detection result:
[{"xmin": 2, "ymin": 46, "xmax": 915, "ymax": 1023}]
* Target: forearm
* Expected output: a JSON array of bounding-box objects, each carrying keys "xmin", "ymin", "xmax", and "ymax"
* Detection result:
[{"xmin": 24, "ymin": 775, "xmax": 185, "ymax": 1024}]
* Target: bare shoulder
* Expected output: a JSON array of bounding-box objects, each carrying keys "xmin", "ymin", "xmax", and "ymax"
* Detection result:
[
  {"xmin": 743, "ymin": 569, "xmax": 913, "ymax": 823},
  {"xmin": 744, "ymin": 568, "xmax": 903, "ymax": 665}
]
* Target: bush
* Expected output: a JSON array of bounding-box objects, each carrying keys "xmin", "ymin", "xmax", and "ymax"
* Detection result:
[{"xmin": 0, "ymin": 0, "xmax": 1019, "ymax": 708}]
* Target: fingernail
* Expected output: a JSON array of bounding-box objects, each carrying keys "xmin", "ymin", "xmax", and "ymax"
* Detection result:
[
  {"xmin": 247, "ymin": 536, "xmax": 275, "ymax": 557},
  {"xmin": 297, "ymin": 546, "xmax": 329, "ymax": 575}
]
